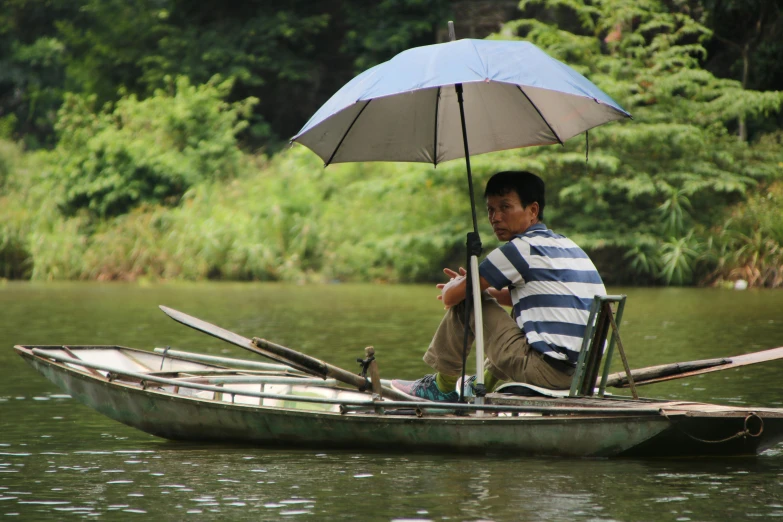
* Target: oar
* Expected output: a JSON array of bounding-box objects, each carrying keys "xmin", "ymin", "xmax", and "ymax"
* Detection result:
[
  {"xmin": 158, "ymin": 305, "xmax": 412, "ymax": 402},
  {"xmin": 604, "ymin": 345, "xmax": 783, "ymax": 387}
]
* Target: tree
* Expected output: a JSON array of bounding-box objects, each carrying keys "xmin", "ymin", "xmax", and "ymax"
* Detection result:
[
  {"xmin": 699, "ymin": 0, "xmax": 783, "ymax": 140},
  {"xmin": 0, "ymin": 0, "xmax": 453, "ymax": 149},
  {"xmin": 0, "ymin": 0, "xmax": 81, "ymax": 146},
  {"xmin": 499, "ymin": 0, "xmax": 783, "ymax": 285}
]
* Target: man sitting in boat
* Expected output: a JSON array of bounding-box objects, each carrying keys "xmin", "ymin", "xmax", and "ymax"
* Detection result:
[{"xmin": 392, "ymin": 171, "xmax": 606, "ymax": 401}]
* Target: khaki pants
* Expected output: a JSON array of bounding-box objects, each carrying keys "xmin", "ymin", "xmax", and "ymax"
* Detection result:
[{"xmin": 423, "ymin": 292, "xmax": 573, "ymax": 390}]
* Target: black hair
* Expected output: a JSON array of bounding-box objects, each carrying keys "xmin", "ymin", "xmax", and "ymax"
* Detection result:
[{"xmin": 483, "ymin": 171, "xmax": 545, "ymax": 222}]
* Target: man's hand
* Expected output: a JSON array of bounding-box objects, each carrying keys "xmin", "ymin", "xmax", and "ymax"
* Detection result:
[
  {"xmin": 436, "ymin": 267, "xmax": 467, "ymax": 309},
  {"xmin": 436, "ymin": 267, "xmax": 494, "ymax": 309}
]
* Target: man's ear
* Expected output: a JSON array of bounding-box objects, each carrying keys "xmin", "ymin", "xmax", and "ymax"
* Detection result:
[{"xmin": 529, "ymin": 201, "xmax": 540, "ymax": 219}]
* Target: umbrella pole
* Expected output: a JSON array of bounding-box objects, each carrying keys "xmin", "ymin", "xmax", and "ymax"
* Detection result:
[{"xmin": 455, "ymin": 81, "xmax": 486, "ymax": 408}]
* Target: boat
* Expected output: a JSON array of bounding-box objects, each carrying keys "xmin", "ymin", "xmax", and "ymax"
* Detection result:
[{"xmin": 14, "ymin": 305, "xmax": 783, "ymax": 458}]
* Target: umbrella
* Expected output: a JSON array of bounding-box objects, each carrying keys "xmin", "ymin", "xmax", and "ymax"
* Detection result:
[{"xmin": 291, "ymin": 24, "xmax": 631, "ymax": 402}]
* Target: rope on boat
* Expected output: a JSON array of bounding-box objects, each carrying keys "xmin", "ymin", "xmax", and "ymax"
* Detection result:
[{"xmin": 661, "ymin": 410, "xmax": 764, "ymax": 444}]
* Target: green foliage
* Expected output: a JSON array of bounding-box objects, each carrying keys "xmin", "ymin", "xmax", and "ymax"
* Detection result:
[
  {"xmin": 700, "ymin": 0, "xmax": 783, "ymax": 90},
  {"xmin": 0, "ymin": 140, "xmax": 14, "ymax": 190},
  {"xmin": 0, "ymin": 141, "xmax": 28, "ymax": 278},
  {"xmin": 55, "ymin": 0, "xmax": 168, "ymax": 104},
  {"xmin": 0, "ymin": 0, "xmax": 451, "ymax": 149},
  {"xmin": 0, "ymin": 0, "xmax": 78, "ymax": 146},
  {"xmin": 623, "ymin": 236, "xmax": 662, "ymax": 281},
  {"xmin": 498, "ymin": 0, "xmax": 783, "ymax": 285},
  {"xmin": 1, "ymin": 0, "xmax": 782, "ymax": 286},
  {"xmin": 54, "ymin": 76, "xmax": 257, "ymax": 218},
  {"xmin": 703, "ymin": 179, "xmax": 783, "ymax": 287},
  {"xmin": 0, "ymin": 141, "xmax": 61, "ymax": 279},
  {"xmin": 342, "ymin": 0, "xmax": 452, "ymax": 71},
  {"xmin": 129, "ymin": 1, "xmax": 334, "ymax": 144},
  {"xmin": 11, "ymin": 147, "xmax": 468, "ymax": 283},
  {"xmin": 659, "ymin": 232, "xmax": 701, "ymax": 285}
]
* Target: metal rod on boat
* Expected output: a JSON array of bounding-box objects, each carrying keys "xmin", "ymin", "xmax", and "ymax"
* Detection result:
[
  {"xmin": 152, "ymin": 347, "xmax": 395, "ymax": 388},
  {"xmin": 153, "ymin": 347, "xmax": 300, "ymax": 372},
  {"xmin": 30, "ymin": 348, "xmax": 377, "ymax": 407},
  {"xmin": 175, "ymin": 375, "xmax": 341, "ymax": 386}
]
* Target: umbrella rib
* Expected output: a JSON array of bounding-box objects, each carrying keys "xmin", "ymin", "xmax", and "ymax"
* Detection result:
[
  {"xmin": 432, "ymin": 87, "xmax": 440, "ymax": 166},
  {"xmin": 516, "ymin": 86, "xmax": 564, "ymax": 146},
  {"xmin": 325, "ymin": 100, "xmax": 372, "ymax": 166}
]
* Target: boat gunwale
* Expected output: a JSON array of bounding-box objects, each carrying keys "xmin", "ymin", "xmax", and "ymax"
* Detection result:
[{"xmin": 16, "ymin": 344, "xmax": 682, "ymax": 418}]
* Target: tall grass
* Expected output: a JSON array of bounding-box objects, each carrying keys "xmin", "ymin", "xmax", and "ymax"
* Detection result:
[
  {"xmin": 703, "ymin": 182, "xmax": 783, "ymax": 288},
  {"xmin": 2, "ymin": 137, "xmax": 782, "ymax": 286},
  {"xmin": 0, "ymin": 140, "xmax": 60, "ymax": 279},
  {"xmin": 3, "ymin": 146, "xmax": 480, "ymax": 282}
]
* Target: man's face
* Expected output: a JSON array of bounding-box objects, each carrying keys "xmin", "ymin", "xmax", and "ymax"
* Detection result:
[{"xmin": 486, "ymin": 191, "xmax": 539, "ymax": 241}]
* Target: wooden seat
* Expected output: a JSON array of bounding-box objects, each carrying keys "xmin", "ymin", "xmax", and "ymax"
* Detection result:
[{"xmin": 569, "ymin": 295, "xmax": 635, "ymax": 398}]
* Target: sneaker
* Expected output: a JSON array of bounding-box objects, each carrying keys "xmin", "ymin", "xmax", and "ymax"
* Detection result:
[{"xmin": 391, "ymin": 374, "xmax": 459, "ymax": 402}]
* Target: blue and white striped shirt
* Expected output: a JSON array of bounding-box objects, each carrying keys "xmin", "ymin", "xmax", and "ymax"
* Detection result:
[{"xmin": 479, "ymin": 223, "xmax": 605, "ymax": 364}]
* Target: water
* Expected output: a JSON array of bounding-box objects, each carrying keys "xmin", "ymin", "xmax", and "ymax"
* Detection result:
[{"xmin": 2, "ymin": 282, "xmax": 783, "ymax": 520}]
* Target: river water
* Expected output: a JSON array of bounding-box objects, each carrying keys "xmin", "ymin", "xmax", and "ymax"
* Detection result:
[{"xmin": 2, "ymin": 282, "xmax": 783, "ymax": 521}]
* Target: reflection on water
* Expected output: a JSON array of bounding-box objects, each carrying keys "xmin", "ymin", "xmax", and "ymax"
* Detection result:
[
  {"xmin": 2, "ymin": 282, "xmax": 783, "ymax": 520},
  {"xmin": 3, "ymin": 441, "xmax": 783, "ymax": 520}
]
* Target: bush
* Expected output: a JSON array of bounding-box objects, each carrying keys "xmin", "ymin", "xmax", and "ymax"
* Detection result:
[
  {"xmin": 703, "ymin": 181, "xmax": 783, "ymax": 288},
  {"xmin": 39, "ymin": 146, "xmax": 475, "ymax": 283},
  {"xmin": 55, "ymin": 76, "xmax": 257, "ymax": 218}
]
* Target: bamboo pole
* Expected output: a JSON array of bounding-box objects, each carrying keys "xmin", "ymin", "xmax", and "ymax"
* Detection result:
[{"xmin": 252, "ymin": 337, "xmax": 409, "ymax": 401}]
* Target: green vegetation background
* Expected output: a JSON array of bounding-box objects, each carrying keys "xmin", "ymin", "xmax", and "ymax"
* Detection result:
[{"xmin": 1, "ymin": 0, "xmax": 782, "ymax": 286}]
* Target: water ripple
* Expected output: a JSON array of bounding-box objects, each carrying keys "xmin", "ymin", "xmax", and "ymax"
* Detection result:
[{"xmin": 17, "ymin": 500, "xmax": 71, "ymax": 505}]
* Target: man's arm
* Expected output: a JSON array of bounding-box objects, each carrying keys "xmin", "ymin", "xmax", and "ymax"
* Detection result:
[
  {"xmin": 436, "ymin": 267, "xmax": 491, "ymax": 308},
  {"xmin": 487, "ymin": 287, "xmax": 512, "ymax": 307}
]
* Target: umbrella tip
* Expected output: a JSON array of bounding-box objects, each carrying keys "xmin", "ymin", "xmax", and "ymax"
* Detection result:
[{"xmin": 448, "ymin": 21, "xmax": 456, "ymax": 41}]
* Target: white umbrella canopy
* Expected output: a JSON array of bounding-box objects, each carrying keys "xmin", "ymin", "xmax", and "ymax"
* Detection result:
[{"xmin": 291, "ymin": 38, "xmax": 630, "ymax": 166}]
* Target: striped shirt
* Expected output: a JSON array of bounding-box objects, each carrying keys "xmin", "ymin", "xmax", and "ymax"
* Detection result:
[{"xmin": 479, "ymin": 223, "xmax": 605, "ymax": 364}]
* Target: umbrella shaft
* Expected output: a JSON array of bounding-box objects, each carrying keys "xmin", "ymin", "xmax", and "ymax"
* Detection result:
[
  {"xmin": 455, "ymin": 81, "xmax": 486, "ymax": 407},
  {"xmin": 455, "ymin": 83, "xmax": 479, "ymax": 236}
]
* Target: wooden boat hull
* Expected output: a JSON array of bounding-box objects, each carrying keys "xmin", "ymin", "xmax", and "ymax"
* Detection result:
[{"xmin": 15, "ymin": 345, "xmax": 783, "ymax": 458}]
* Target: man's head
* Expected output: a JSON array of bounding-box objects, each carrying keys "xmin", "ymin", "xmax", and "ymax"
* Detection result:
[{"xmin": 484, "ymin": 171, "xmax": 545, "ymax": 241}]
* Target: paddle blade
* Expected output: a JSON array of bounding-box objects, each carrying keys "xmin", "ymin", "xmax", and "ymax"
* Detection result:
[
  {"xmin": 158, "ymin": 305, "xmax": 316, "ymax": 375},
  {"xmin": 606, "ymin": 346, "xmax": 783, "ymax": 387}
]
